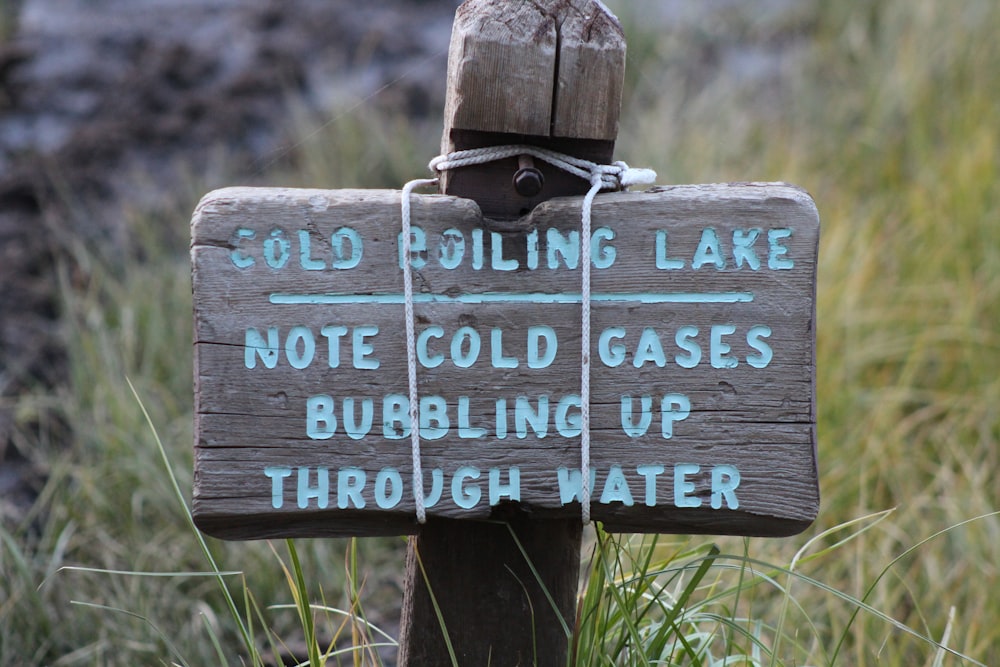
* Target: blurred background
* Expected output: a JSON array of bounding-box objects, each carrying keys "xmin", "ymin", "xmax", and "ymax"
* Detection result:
[{"xmin": 1, "ymin": 1, "xmax": 997, "ymax": 665}]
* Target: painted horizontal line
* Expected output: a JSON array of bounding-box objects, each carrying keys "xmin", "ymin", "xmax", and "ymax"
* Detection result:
[{"xmin": 269, "ymin": 292, "xmax": 754, "ymax": 305}]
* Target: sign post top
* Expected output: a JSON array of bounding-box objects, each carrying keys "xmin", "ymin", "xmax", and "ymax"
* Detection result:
[
  {"xmin": 442, "ymin": 0, "xmax": 627, "ymax": 217},
  {"xmin": 445, "ymin": 0, "xmax": 625, "ymax": 142}
]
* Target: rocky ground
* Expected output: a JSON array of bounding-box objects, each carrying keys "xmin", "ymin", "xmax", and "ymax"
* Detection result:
[{"xmin": 0, "ymin": 0, "xmax": 462, "ymax": 523}]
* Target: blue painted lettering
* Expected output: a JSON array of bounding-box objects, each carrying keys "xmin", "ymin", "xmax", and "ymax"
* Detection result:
[
  {"xmin": 342, "ymin": 397, "xmax": 373, "ymax": 440},
  {"xmin": 547, "ymin": 228, "xmax": 579, "ymax": 269},
  {"xmin": 471, "ymin": 229, "xmax": 484, "ymax": 270},
  {"xmin": 452, "ymin": 466, "xmax": 481, "ymax": 509},
  {"xmin": 491, "ymin": 232, "xmax": 518, "ymax": 271},
  {"xmin": 599, "ymin": 327, "xmax": 627, "ymax": 367},
  {"xmin": 592, "ymin": 227, "xmax": 616, "ymax": 268},
  {"xmin": 746, "ymin": 325, "xmax": 773, "ymax": 368},
  {"xmin": 415, "ymin": 325, "xmax": 558, "ymax": 370},
  {"xmin": 556, "ymin": 467, "xmax": 598, "ymax": 505},
  {"xmin": 231, "ymin": 228, "xmax": 255, "ymax": 268},
  {"xmin": 661, "ymin": 395, "xmax": 691, "ymax": 438},
  {"xmin": 265, "ymin": 463, "xmax": 741, "ymax": 514},
  {"xmin": 655, "ymin": 230, "xmax": 685, "ymax": 269},
  {"xmin": 600, "ymin": 465, "xmax": 635, "ymax": 506},
  {"xmin": 451, "ymin": 326, "xmax": 480, "ymax": 368},
  {"xmin": 710, "ymin": 324, "xmax": 738, "ymax": 368},
  {"xmin": 383, "ymin": 394, "xmax": 409, "ymax": 439},
  {"xmin": 374, "ymin": 468, "xmax": 403, "ymax": 509},
  {"xmin": 397, "ymin": 227, "xmax": 426, "ymax": 269},
  {"xmin": 419, "ymin": 395, "xmax": 449, "ymax": 440},
  {"xmin": 285, "ymin": 326, "xmax": 315, "ymax": 370},
  {"xmin": 633, "ymin": 327, "xmax": 667, "ymax": 368},
  {"xmin": 768, "ymin": 229, "xmax": 794, "ymax": 269},
  {"xmin": 527, "ymin": 326, "xmax": 557, "ymax": 369},
  {"xmin": 654, "ymin": 226, "xmax": 793, "ymax": 271},
  {"xmin": 337, "ymin": 468, "xmax": 365, "ymax": 509},
  {"xmin": 692, "ymin": 228, "xmax": 724, "ymax": 270},
  {"xmin": 438, "ymin": 228, "xmax": 464, "ymax": 270},
  {"xmin": 422, "ymin": 469, "xmax": 444, "ymax": 508},
  {"xmin": 321, "ymin": 325, "xmax": 348, "ymax": 368},
  {"xmin": 526, "ymin": 229, "xmax": 539, "ymax": 269},
  {"xmin": 390, "ymin": 225, "xmax": 621, "ymax": 271},
  {"xmin": 495, "ymin": 399, "xmax": 508, "ymax": 439},
  {"xmin": 297, "ymin": 467, "xmax": 329, "ymax": 509},
  {"xmin": 330, "ymin": 227, "xmax": 362, "ymax": 269},
  {"xmin": 489, "ymin": 467, "xmax": 521, "ymax": 504},
  {"xmin": 264, "ymin": 228, "xmax": 291, "ymax": 269},
  {"xmin": 264, "ymin": 466, "xmax": 292, "ymax": 508},
  {"xmin": 674, "ymin": 326, "xmax": 701, "ymax": 368},
  {"xmin": 621, "ymin": 395, "xmax": 653, "ymax": 437},
  {"xmin": 298, "ymin": 230, "xmax": 324, "ymax": 270},
  {"xmin": 230, "ymin": 226, "xmax": 368, "ymax": 271},
  {"xmin": 732, "ymin": 228, "xmax": 762, "ymax": 270},
  {"xmin": 458, "ymin": 396, "xmax": 486, "ymax": 438},
  {"xmin": 711, "ymin": 465, "xmax": 740, "ymax": 509},
  {"xmin": 636, "ymin": 464, "xmax": 664, "ymax": 507},
  {"xmin": 245, "ymin": 327, "xmax": 279, "ymax": 369},
  {"xmin": 248, "ymin": 325, "xmax": 381, "ymax": 370},
  {"xmin": 306, "ymin": 394, "xmax": 335, "ymax": 440},
  {"xmin": 673, "ymin": 463, "xmax": 701, "ymax": 508},
  {"xmin": 416, "ymin": 326, "xmax": 445, "ymax": 368},
  {"xmin": 491, "ymin": 329, "xmax": 518, "ymax": 368},
  {"xmin": 555, "ymin": 395, "xmax": 582, "ymax": 437},
  {"xmin": 352, "ymin": 325, "xmax": 379, "ymax": 369},
  {"xmin": 514, "ymin": 395, "xmax": 548, "ymax": 438}
]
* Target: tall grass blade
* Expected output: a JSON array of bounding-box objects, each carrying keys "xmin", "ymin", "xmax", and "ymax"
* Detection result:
[
  {"xmin": 506, "ymin": 522, "xmax": 572, "ymax": 638},
  {"xmin": 69, "ymin": 600, "xmax": 191, "ymax": 667},
  {"xmin": 412, "ymin": 543, "xmax": 460, "ymax": 667},
  {"xmin": 286, "ymin": 538, "xmax": 322, "ymax": 667},
  {"xmin": 126, "ymin": 376, "xmax": 263, "ymax": 667},
  {"xmin": 829, "ymin": 511, "xmax": 1000, "ymax": 665}
]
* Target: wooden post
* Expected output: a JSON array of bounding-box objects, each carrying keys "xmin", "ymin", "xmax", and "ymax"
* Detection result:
[
  {"xmin": 398, "ymin": 1, "xmax": 625, "ymax": 664},
  {"xmin": 188, "ymin": 1, "xmax": 821, "ymax": 663},
  {"xmin": 438, "ymin": 0, "xmax": 625, "ymax": 219}
]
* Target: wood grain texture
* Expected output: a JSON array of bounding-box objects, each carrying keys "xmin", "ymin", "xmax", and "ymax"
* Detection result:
[
  {"xmin": 551, "ymin": 0, "xmax": 626, "ymax": 140},
  {"xmin": 397, "ymin": 514, "xmax": 581, "ymax": 666},
  {"xmin": 442, "ymin": 0, "xmax": 623, "ymax": 142},
  {"xmin": 439, "ymin": 0, "xmax": 625, "ymax": 217},
  {"xmin": 443, "ymin": 0, "xmax": 556, "ymax": 140},
  {"xmin": 191, "ymin": 183, "xmax": 820, "ymax": 540}
]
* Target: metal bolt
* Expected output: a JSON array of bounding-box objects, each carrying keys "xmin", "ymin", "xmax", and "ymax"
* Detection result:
[{"xmin": 513, "ymin": 154, "xmax": 544, "ymax": 197}]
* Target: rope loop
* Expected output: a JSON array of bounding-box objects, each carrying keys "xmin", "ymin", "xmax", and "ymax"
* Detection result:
[
  {"xmin": 402, "ymin": 147, "xmax": 656, "ymax": 526},
  {"xmin": 428, "ymin": 145, "xmax": 655, "ymax": 193},
  {"xmin": 400, "ymin": 177, "xmax": 438, "ymax": 524}
]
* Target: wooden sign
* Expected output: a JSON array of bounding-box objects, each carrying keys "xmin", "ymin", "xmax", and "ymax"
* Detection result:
[{"xmin": 192, "ymin": 182, "xmax": 819, "ymax": 540}]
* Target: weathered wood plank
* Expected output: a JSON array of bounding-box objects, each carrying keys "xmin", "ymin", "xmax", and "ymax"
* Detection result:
[
  {"xmin": 443, "ymin": 0, "xmax": 557, "ymax": 140},
  {"xmin": 191, "ymin": 183, "xmax": 820, "ymax": 540},
  {"xmin": 552, "ymin": 0, "xmax": 626, "ymax": 140},
  {"xmin": 439, "ymin": 0, "xmax": 626, "ymax": 217},
  {"xmin": 442, "ymin": 0, "xmax": 623, "ymax": 143}
]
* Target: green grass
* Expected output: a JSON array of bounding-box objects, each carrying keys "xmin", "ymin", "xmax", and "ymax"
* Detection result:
[{"xmin": 2, "ymin": 0, "xmax": 999, "ymax": 664}]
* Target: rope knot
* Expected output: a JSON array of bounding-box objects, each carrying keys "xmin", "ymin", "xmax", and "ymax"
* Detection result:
[
  {"xmin": 614, "ymin": 161, "xmax": 658, "ymax": 189},
  {"xmin": 428, "ymin": 145, "xmax": 656, "ymax": 193}
]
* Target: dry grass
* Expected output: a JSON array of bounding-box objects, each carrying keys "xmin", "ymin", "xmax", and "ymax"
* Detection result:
[{"xmin": 2, "ymin": 0, "xmax": 998, "ymax": 664}]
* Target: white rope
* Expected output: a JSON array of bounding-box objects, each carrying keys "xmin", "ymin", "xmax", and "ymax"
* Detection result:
[
  {"xmin": 429, "ymin": 145, "xmax": 656, "ymax": 193},
  {"xmin": 401, "ymin": 177, "xmax": 438, "ymax": 524},
  {"xmin": 579, "ymin": 173, "xmax": 603, "ymax": 524},
  {"xmin": 401, "ymin": 146, "xmax": 656, "ymax": 526}
]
